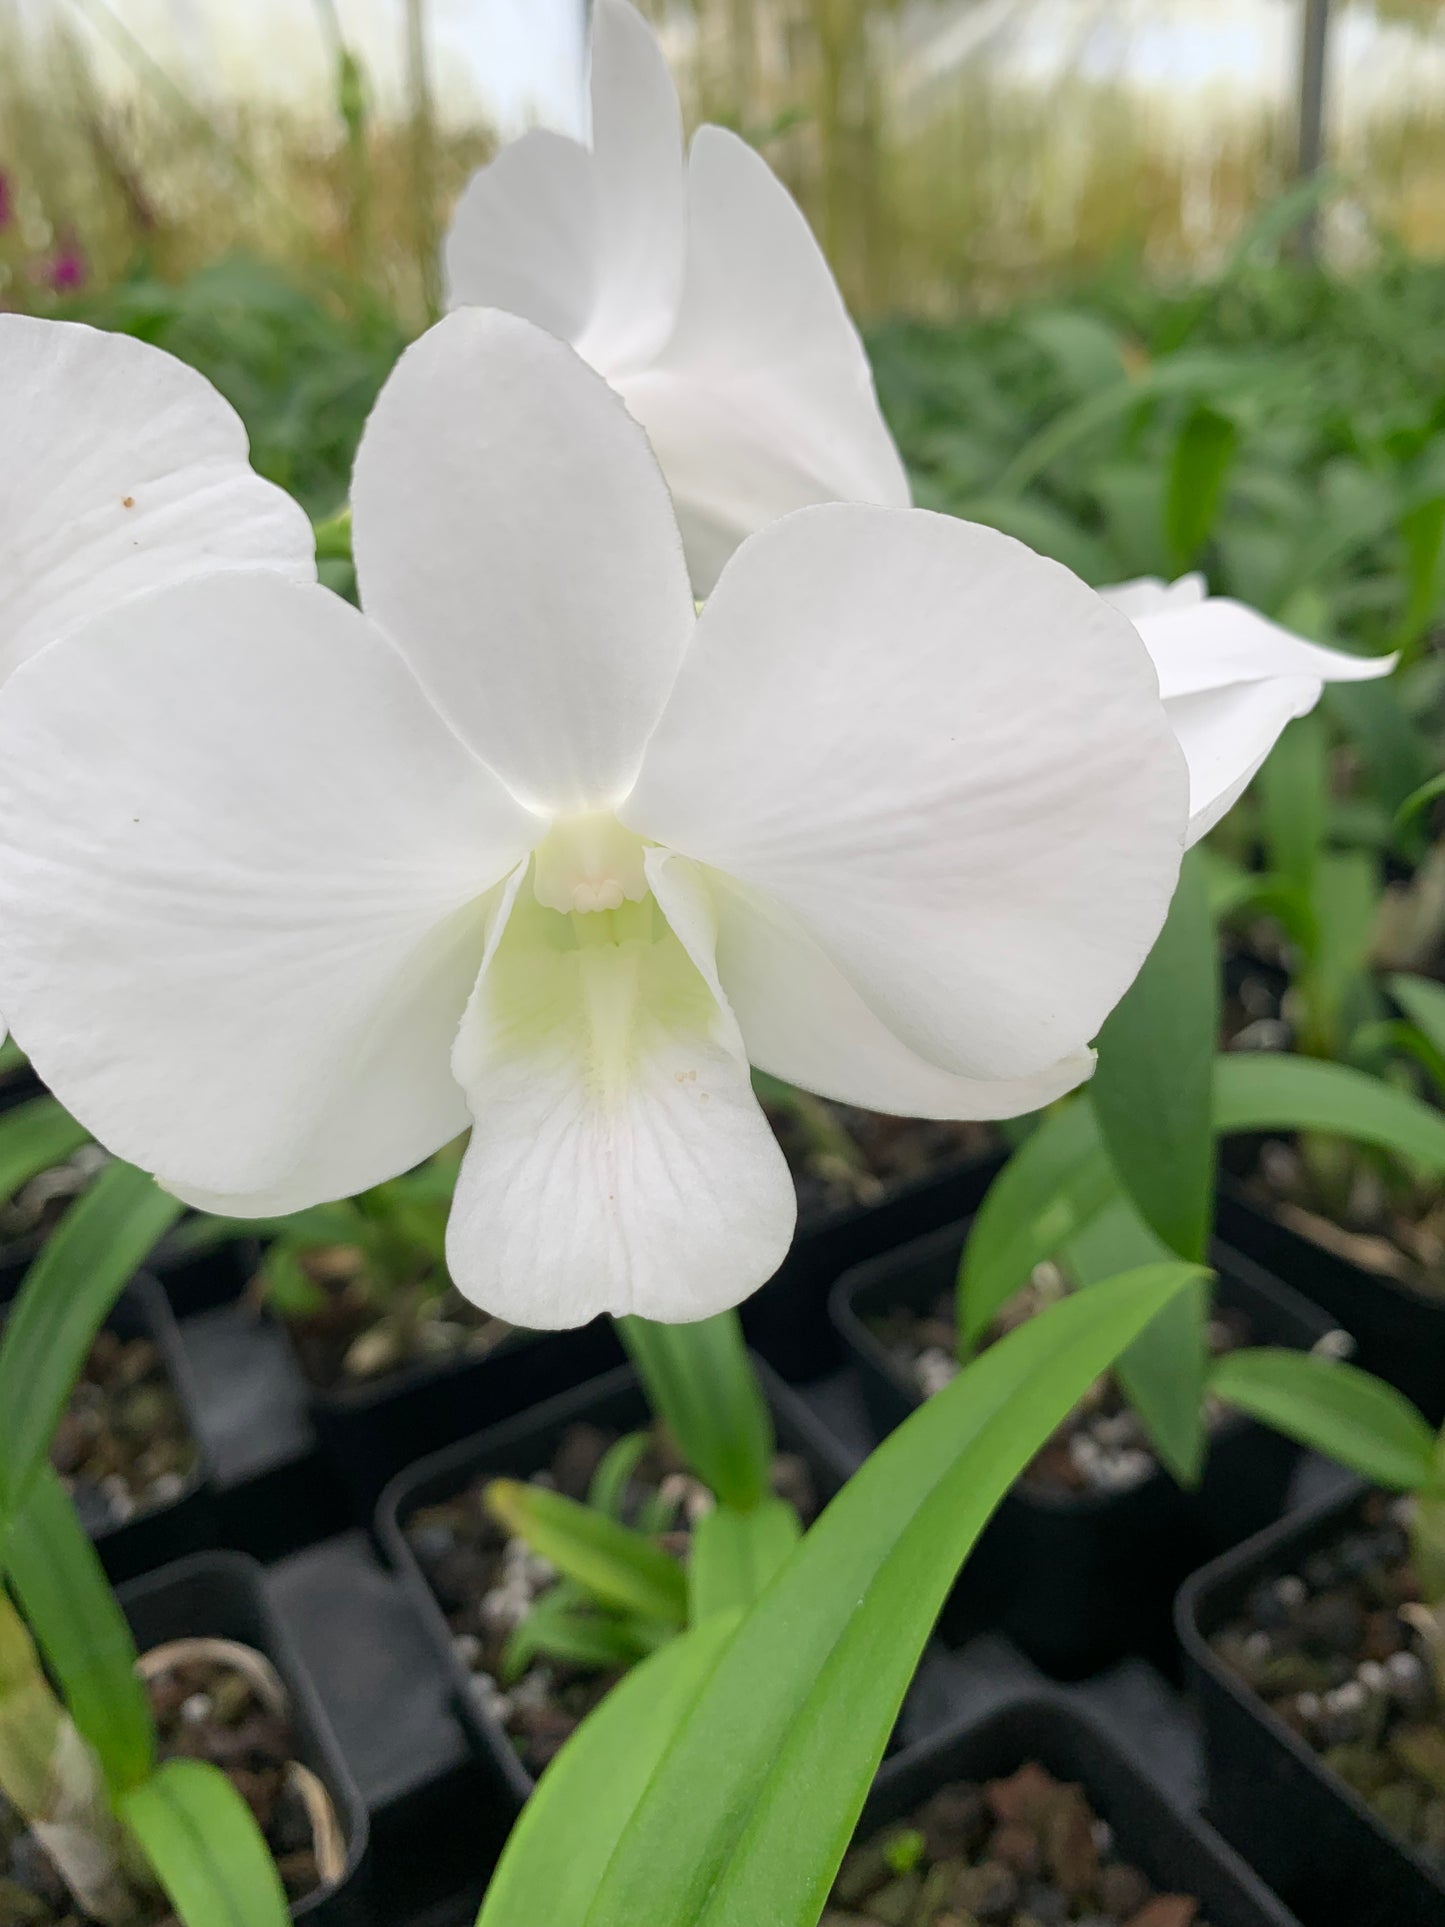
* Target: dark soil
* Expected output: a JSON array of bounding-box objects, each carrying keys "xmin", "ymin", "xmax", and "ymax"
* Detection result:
[
  {"xmin": 406, "ymin": 1420, "xmax": 820, "ymax": 1778},
  {"xmin": 1242, "ymin": 1138, "xmax": 1445, "ymax": 1302},
  {"xmin": 867, "ymin": 1277, "xmax": 1250, "ymax": 1498},
  {"xmin": 50, "ymin": 1327, "xmax": 196, "ymax": 1533},
  {"xmin": 762, "ymin": 1097, "xmax": 997, "ymax": 1226},
  {"xmin": 278, "ymin": 1247, "xmax": 512, "ymax": 1391},
  {"xmin": 0, "ymin": 1650, "xmax": 325, "ymax": 1923},
  {"xmin": 1212, "ymin": 1490, "xmax": 1445, "ymax": 1875},
  {"xmin": 827, "ymin": 1759, "xmax": 1214, "ymax": 1925}
]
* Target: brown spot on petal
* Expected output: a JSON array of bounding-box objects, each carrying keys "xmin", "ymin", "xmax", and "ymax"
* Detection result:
[{"xmin": 122, "ymin": 495, "xmax": 135, "ymax": 508}]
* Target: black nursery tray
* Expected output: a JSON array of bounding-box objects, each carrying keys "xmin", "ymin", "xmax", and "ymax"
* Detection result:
[
  {"xmin": 1179, "ymin": 1480, "xmax": 1445, "ymax": 1927},
  {"xmin": 830, "ymin": 1219, "xmax": 1336, "ymax": 1676},
  {"xmin": 1215, "ymin": 1176, "xmax": 1445, "ymax": 1424},
  {"xmin": 854, "ymin": 1693, "xmax": 1300, "ymax": 1927},
  {"xmin": 376, "ymin": 1358, "xmax": 858, "ymax": 1813},
  {"xmin": 120, "ymin": 1551, "xmax": 372, "ymax": 1925}
]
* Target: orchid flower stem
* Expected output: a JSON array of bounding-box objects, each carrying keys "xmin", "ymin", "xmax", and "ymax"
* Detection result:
[
  {"xmin": 0, "ymin": 1587, "xmax": 144, "ymax": 1926},
  {"xmin": 313, "ymin": 505, "xmax": 353, "ymax": 563}
]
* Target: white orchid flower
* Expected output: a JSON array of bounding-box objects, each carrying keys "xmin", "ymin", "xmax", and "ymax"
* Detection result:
[
  {"xmin": 443, "ymin": 0, "xmax": 908, "ymax": 596},
  {"xmin": 0, "ymin": 313, "xmax": 314, "ymax": 1043},
  {"xmin": 1102, "ymin": 573, "xmax": 1393, "ymax": 847},
  {"xmin": 0, "ymin": 313, "xmax": 314, "ymax": 682},
  {"xmin": 0, "ymin": 311, "xmax": 1187, "ymax": 1328}
]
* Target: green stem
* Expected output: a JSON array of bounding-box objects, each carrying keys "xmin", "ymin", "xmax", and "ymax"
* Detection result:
[
  {"xmin": 615, "ymin": 1312, "xmax": 775, "ymax": 1513},
  {"xmin": 0, "ymin": 1588, "xmax": 144, "ymax": 1925}
]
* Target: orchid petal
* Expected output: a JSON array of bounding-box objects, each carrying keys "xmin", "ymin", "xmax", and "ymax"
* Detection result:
[
  {"xmin": 0, "ymin": 571, "xmax": 536, "ymax": 1201},
  {"xmin": 352, "ymin": 309, "xmax": 694, "ymax": 816},
  {"xmin": 1099, "ymin": 573, "xmax": 1206, "ymax": 620},
  {"xmin": 707, "ymin": 873, "xmax": 1097, "ymax": 1120},
  {"xmin": 1170, "ymin": 675, "xmax": 1323, "ymax": 848},
  {"xmin": 620, "ymin": 126, "xmax": 910, "ymax": 593},
  {"xmin": 624, "ymin": 505, "xmax": 1188, "ymax": 1083},
  {"xmin": 0, "ymin": 315, "xmax": 314, "ymax": 683},
  {"xmin": 1130, "ymin": 594, "xmax": 1395, "ymax": 702},
  {"xmin": 447, "ymin": 879, "xmax": 795, "ymax": 1328},
  {"xmin": 443, "ymin": 128, "xmax": 600, "ymax": 341},
  {"xmin": 579, "ymin": 0, "xmax": 687, "ymax": 372}
]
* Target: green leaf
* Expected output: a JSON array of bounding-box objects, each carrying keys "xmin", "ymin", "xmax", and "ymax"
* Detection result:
[
  {"xmin": 1209, "ymin": 1349, "xmax": 1438, "ymax": 1491},
  {"xmin": 588, "ymin": 1434, "xmax": 653, "ymax": 1521},
  {"xmin": 1214, "ymin": 1051, "xmax": 1445, "ymax": 1172},
  {"xmin": 1167, "ymin": 404, "xmax": 1239, "ymax": 569},
  {"xmin": 1258, "ymin": 710, "xmax": 1329, "ymax": 905},
  {"xmin": 955, "ymin": 1099, "xmax": 1117, "ymax": 1356},
  {"xmin": 484, "ymin": 1481, "xmax": 688, "ymax": 1626},
  {"xmin": 571, "ymin": 1265, "xmax": 1203, "ymax": 1927},
  {"xmin": 479, "ymin": 1614, "xmax": 741, "ymax": 1927},
  {"xmin": 502, "ymin": 1586, "xmax": 662, "ymax": 1685},
  {"xmin": 0, "ymin": 1099, "xmax": 91, "ymax": 1212},
  {"xmin": 0, "ymin": 1163, "xmax": 184, "ymax": 1520},
  {"xmin": 1091, "ymin": 853, "xmax": 1218, "ymax": 1262},
  {"xmin": 258, "ymin": 1243, "xmax": 327, "ymax": 1319},
  {"xmin": 1395, "ymin": 769, "xmax": 1445, "ymax": 835},
  {"xmin": 688, "ymin": 1497, "xmax": 802, "ymax": 1623},
  {"xmin": 0, "ymin": 1465, "xmax": 154, "ymax": 1796},
  {"xmin": 121, "ymin": 1758, "xmax": 291, "ymax": 1927},
  {"xmin": 1064, "ymin": 1197, "xmax": 1211, "ymax": 1486},
  {"xmin": 1389, "ymin": 973, "xmax": 1445, "ymax": 1064},
  {"xmin": 1325, "ymin": 680, "xmax": 1429, "ymax": 829},
  {"xmin": 1295, "ymin": 849, "xmax": 1380, "ymax": 1056},
  {"xmin": 616, "ymin": 1312, "xmax": 773, "ymax": 1512}
]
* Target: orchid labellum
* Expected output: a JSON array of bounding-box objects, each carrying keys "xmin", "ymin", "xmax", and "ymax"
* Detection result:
[
  {"xmin": 444, "ymin": 0, "xmax": 909, "ymax": 594},
  {"xmin": 0, "ymin": 312, "xmax": 1188, "ymax": 1327}
]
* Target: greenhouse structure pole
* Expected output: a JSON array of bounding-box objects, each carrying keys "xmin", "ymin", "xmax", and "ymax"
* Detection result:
[{"xmin": 1297, "ymin": 0, "xmax": 1332, "ymax": 257}]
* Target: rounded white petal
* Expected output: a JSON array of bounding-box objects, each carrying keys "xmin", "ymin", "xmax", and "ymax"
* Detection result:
[
  {"xmin": 1100, "ymin": 573, "xmax": 1206, "ymax": 620},
  {"xmin": 1171, "ymin": 675, "xmax": 1322, "ymax": 849},
  {"xmin": 0, "ymin": 315, "xmax": 314, "ymax": 682},
  {"xmin": 443, "ymin": 128, "xmax": 600, "ymax": 341},
  {"xmin": 352, "ymin": 309, "xmax": 694, "ymax": 816},
  {"xmin": 447, "ymin": 882, "xmax": 796, "ymax": 1328},
  {"xmin": 619, "ymin": 124, "xmax": 910, "ymax": 593},
  {"xmin": 706, "ymin": 872, "xmax": 1096, "ymax": 1120},
  {"xmin": 1133, "ymin": 595, "xmax": 1395, "ymax": 702},
  {"xmin": 623, "ymin": 505, "xmax": 1188, "ymax": 1082},
  {"xmin": 0, "ymin": 571, "xmax": 537, "ymax": 1200},
  {"xmin": 577, "ymin": 0, "xmax": 686, "ymax": 373}
]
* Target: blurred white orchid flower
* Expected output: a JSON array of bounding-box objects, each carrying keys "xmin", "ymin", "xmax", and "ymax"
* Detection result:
[
  {"xmin": 443, "ymin": 0, "xmax": 908, "ymax": 595},
  {"xmin": 0, "ymin": 312, "xmax": 1187, "ymax": 1327},
  {"xmin": 1103, "ymin": 573, "xmax": 1394, "ymax": 846},
  {"xmin": 0, "ymin": 313, "xmax": 314, "ymax": 681},
  {"xmin": 0, "ymin": 313, "xmax": 314, "ymax": 1043}
]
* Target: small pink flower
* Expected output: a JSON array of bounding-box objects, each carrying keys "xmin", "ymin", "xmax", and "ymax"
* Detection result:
[{"xmin": 48, "ymin": 242, "xmax": 85, "ymax": 293}]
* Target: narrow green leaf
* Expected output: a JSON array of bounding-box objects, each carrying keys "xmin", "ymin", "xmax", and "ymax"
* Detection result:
[
  {"xmin": 121, "ymin": 1758, "xmax": 290, "ymax": 1927},
  {"xmin": 1166, "ymin": 404, "xmax": 1238, "ymax": 569},
  {"xmin": 1065, "ymin": 1196, "xmax": 1212, "ymax": 1487},
  {"xmin": 580, "ymin": 1266, "xmax": 1203, "ymax": 1927},
  {"xmin": 1092, "ymin": 853, "xmax": 1218, "ymax": 1262},
  {"xmin": 1325, "ymin": 680, "xmax": 1429, "ymax": 829},
  {"xmin": 0, "ymin": 1163, "xmax": 184, "ymax": 1519},
  {"xmin": 588, "ymin": 1434, "xmax": 652, "ymax": 1521},
  {"xmin": 1258, "ymin": 710, "xmax": 1329, "ymax": 904},
  {"xmin": 616, "ymin": 1312, "xmax": 773, "ymax": 1512},
  {"xmin": 1295, "ymin": 849, "xmax": 1379, "ymax": 1057},
  {"xmin": 956, "ymin": 1099, "xmax": 1116, "ymax": 1356},
  {"xmin": 0, "ymin": 1465, "xmax": 153, "ymax": 1796},
  {"xmin": 484, "ymin": 1481, "xmax": 688, "ymax": 1626},
  {"xmin": 479, "ymin": 1614, "xmax": 740, "ymax": 1927},
  {"xmin": 0, "ymin": 1099, "xmax": 91, "ymax": 1211},
  {"xmin": 1210, "ymin": 1349, "xmax": 1437, "ymax": 1491},
  {"xmin": 688, "ymin": 1497, "xmax": 802, "ymax": 1623},
  {"xmin": 1214, "ymin": 1051, "xmax": 1445, "ymax": 1172},
  {"xmin": 502, "ymin": 1589, "xmax": 661, "ymax": 1685},
  {"xmin": 1395, "ymin": 769, "xmax": 1445, "ymax": 835},
  {"xmin": 1389, "ymin": 973, "xmax": 1445, "ymax": 1064}
]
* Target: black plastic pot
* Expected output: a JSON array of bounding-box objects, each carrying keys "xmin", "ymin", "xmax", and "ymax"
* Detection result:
[
  {"xmin": 859, "ymin": 1693, "xmax": 1300, "ymax": 1927},
  {"xmin": 29, "ymin": 1273, "xmax": 217, "ymax": 1584},
  {"xmin": 1215, "ymin": 1176, "xmax": 1445, "ymax": 1424},
  {"xmin": 119, "ymin": 1550, "xmax": 372, "ymax": 1924},
  {"xmin": 1179, "ymin": 1481, "xmax": 1445, "ymax": 1927},
  {"xmin": 377, "ymin": 1358, "xmax": 857, "ymax": 1812},
  {"xmin": 742, "ymin": 1143, "xmax": 1006, "ymax": 1381},
  {"xmin": 830, "ymin": 1220, "xmax": 1336, "ymax": 1676},
  {"xmin": 297, "ymin": 1317, "xmax": 628, "ymax": 1518}
]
